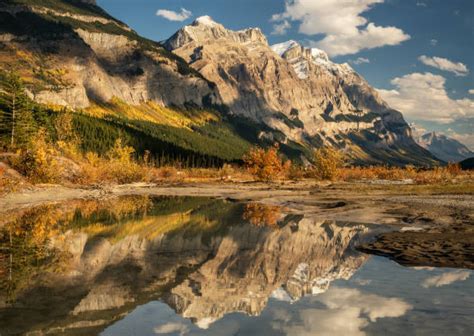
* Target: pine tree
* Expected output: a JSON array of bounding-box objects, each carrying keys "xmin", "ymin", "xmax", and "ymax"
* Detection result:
[{"xmin": 0, "ymin": 71, "xmax": 36, "ymax": 149}]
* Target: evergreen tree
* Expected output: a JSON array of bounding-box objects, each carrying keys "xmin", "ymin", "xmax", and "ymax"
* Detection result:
[{"xmin": 0, "ymin": 71, "xmax": 36, "ymax": 149}]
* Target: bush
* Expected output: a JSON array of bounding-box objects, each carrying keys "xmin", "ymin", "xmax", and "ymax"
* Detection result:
[
  {"xmin": 243, "ymin": 145, "xmax": 290, "ymax": 182},
  {"xmin": 287, "ymin": 163, "xmax": 305, "ymax": 181},
  {"xmin": 312, "ymin": 147, "xmax": 343, "ymax": 180},
  {"xmin": 11, "ymin": 129, "xmax": 62, "ymax": 183},
  {"xmin": 77, "ymin": 139, "xmax": 150, "ymax": 184}
]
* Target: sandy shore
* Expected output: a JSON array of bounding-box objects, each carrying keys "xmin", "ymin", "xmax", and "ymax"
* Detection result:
[{"xmin": 1, "ymin": 181, "xmax": 473, "ymax": 269}]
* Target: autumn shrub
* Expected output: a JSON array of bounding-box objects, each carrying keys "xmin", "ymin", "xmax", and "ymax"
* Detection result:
[
  {"xmin": 311, "ymin": 147, "xmax": 343, "ymax": 180},
  {"xmin": 11, "ymin": 129, "xmax": 62, "ymax": 183},
  {"xmin": 156, "ymin": 166, "xmax": 180, "ymax": 180},
  {"xmin": 446, "ymin": 163, "xmax": 461, "ymax": 175},
  {"xmin": 79, "ymin": 139, "xmax": 149, "ymax": 184},
  {"xmin": 243, "ymin": 145, "xmax": 290, "ymax": 182},
  {"xmin": 0, "ymin": 165, "xmax": 7, "ymax": 191},
  {"xmin": 287, "ymin": 163, "xmax": 305, "ymax": 181},
  {"xmin": 412, "ymin": 165, "xmax": 464, "ymax": 184}
]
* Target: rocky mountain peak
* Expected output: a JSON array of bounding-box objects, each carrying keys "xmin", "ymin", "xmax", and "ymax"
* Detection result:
[
  {"xmin": 193, "ymin": 15, "xmax": 220, "ymax": 27},
  {"xmin": 271, "ymin": 40, "xmax": 301, "ymax": 56},
  {"xmin": 310, "ymin": 48, "xmax": 330, "ymax": 62},
  {"xmin": 165, "ymin": 19, "xmax": 438, "ymax": 165},
  {"xmin": 416, "ymin": 131, "xmax": 473, "ymax": 162},
  {"xmin": 164, "ymin": 16, "xmax": 268, "ymax": 50}
]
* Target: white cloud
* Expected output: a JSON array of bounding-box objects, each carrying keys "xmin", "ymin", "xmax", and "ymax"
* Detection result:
[
  {"xmin": 419, "ymin": 55, "xmax": 469, "ymax": 76},
  {"xmin": 469, "ymin": 89, "xmax": 474, "ymax": 95},
  {"xmin": 430, "ymin": 39, "xmax": 438, "ymax": 46},
  {"xmin": 409, "ymin": 123, "xmax": 428, "ymax": 138},
  {"xmin": 272, "ymin": 20, "xmax": 291, "ymax": 35},
  {"xmin": 154, "ymin": 322, "xmax": 189, "ymax": 335},
  {"xmin": 422, "ymin": 271, "xmax": 471, "ymax": 288},
  {"xmin": 271, "ymin": 0, "xmax": 410, "ymax": 56},
  {"xmin": 378, "ymin": 72, "xmax": 474, "ymax": 123},
  {"xmin": 350, "ymin": 57, "xmax": 370, "ymax": 65},
  {"xmin": 276, "ymin": 287, "xmax": 411, "ymax": 336},
  {"xmin": 448, "ymin": 132, "xmax": 474, "ymax": 151},
  {"xmin": 318, "ymin": 287, "xmax": 412, "ymax": 322},
  {"xmin": 283, "ymin": 307, "xmax": 369, "ymax": 336},
  {"xmin": 156, "ymin": 8, "xmax": 192, "ymax": 22},
  {"xmin": 416, "ymin": 2, "xmax": 427, "ymax": 7}
]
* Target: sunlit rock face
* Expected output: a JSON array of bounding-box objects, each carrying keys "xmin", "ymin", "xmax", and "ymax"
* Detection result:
[
  {"xmin": 0, "ymin": 3, "xmax": 219, "ymax": 110},
  {"xmin": 164, "ymin": 17, "xmax": 438, "ymax": 165},
  {"xmin": 0, "ymin": 196, "xmax": 372, "ymax": 335}
]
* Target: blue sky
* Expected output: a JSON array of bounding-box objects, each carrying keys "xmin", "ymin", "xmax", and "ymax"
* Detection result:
[{"xmin": 97, "ymin": 0, "xmax": 474, "ymax": 148}]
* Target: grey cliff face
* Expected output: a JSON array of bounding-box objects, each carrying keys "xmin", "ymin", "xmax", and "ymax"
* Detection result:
[{"xmin": 0, "ymin": 3, "xmax": 219, "ymax": 110}]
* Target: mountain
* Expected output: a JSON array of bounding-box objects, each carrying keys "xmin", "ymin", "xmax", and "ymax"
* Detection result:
[
  {"xmin": 0, "ymin": 1, "xmax": 219, "ymax": 109},
  {"xmin": 164, "ymin": 16, "xmax": 439, "ymax": 166},
  {"xmin": 416, "ymin": 132, "xmax": 473, "ymax": 162},
  {"xmin": 0, "ymin": 1, "xmax": 438, "ymax": 165},
  {"xmin": 0, "ymin": 0, "xmax": 254, "ymax": 164}
]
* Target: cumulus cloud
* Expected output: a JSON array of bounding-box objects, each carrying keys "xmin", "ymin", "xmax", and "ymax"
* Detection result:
[
  {"xmin": 272, "ymin": 20, "xmax": 291, "ymax": 35},
  {"xmin": 271, "ymin": 0, "xmax": 410, "ymax": 56},
  {"xmin": 409, "ymin": 123, "xmax": 428, "ymax": 138},
  {"xmin": 378, "ymin": 72, "xmax": 474, "ymax": 123},
  {"xmin": 448, "ymin": 132, "xmax": 474, "ymax": 151},
  {"xmin": 419, "ymin": 55, "xmax": 469, "ymax": 76},
  {"xmin": 430, "ymin": 39, "xmax": 438, "ymax": 46},
  {"xmin": 422, "ymin": 271, "xmax": 471, "ymax": 288},
  {"xmin": 469, "ymin": 89, "xmax": 474, "ymax": 95},
  {"xmin": 156, "ymin": 8, "xmax": 192, "ymax": 22},
  {"xmin": 275, "ymin": 287, "xmax": 411, "ymax": 336},
  {"xmin": 318, "ymin": 287, "xmax": 412, "ymax": 322}
]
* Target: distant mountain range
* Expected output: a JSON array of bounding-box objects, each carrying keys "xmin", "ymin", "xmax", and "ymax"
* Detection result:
[
  {"xmin": 415, "ymin": 132, "xmax": 473, "ymax": 163},
  {"xmin": 0, "ymin": 1, "xmax": 440, "ymax": 166}
]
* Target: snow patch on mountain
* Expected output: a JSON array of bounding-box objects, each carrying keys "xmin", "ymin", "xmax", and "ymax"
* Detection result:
[{"xmin": 271, "ymin": 40, "xmax": 355, "ymax": 79}]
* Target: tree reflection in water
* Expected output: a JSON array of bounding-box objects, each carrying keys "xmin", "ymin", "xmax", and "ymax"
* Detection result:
[{"xmin": 243, "ymin": 203, "xmax": 282, "ymax": 227}]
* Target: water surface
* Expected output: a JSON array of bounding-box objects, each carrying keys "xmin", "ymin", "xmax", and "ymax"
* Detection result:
[{"xmin": 0, "ymin": 196, "xmax": 472, "ymax": 335}]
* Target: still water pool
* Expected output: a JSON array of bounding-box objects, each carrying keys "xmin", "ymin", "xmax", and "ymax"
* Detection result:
[{"xmin": 0, "ymin": 196, "xmax": 472, "ymax": 335}]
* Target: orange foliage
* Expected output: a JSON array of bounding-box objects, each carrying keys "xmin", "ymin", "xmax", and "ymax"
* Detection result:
[
  {"xmin": 243, "ymin": 145, "xmax": 290, "ymax": 181},
  {"xmin": 243, "ymin": 203, "xmax": 282, "ymax": 227},
  {"xmin": 337, "ymin": 164, "xmax": 468, "ymax": 184}
]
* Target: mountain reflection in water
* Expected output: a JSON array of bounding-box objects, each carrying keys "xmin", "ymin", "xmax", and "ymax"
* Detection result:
[{"xmin": 0, "ymin": 196, "xmax": 472, "ymax": 336}]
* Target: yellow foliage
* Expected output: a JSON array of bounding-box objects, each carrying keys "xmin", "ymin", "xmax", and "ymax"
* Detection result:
[
  {"xmin": 312, "ymin": 147, "xmax": 344, "ymax": 180},
  {"xmin": 79, "ymin": 139, "xmax": 150, "ymax": 184},
  {"xmin": 84, "ymin": 97, "xmax": 219, "ymax": 130},
  {"xmin": 11, "ymin": 129, "xmax": 63, "ymax": 183}
]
